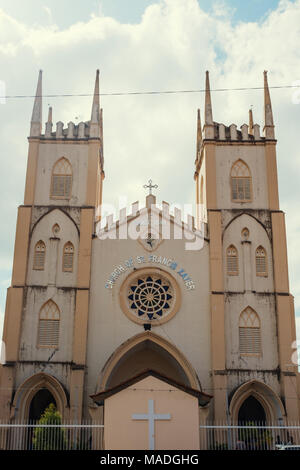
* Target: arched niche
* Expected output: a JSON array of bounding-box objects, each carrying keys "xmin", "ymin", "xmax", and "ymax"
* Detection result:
[
  {"xmin": 27, "ymin": 208, "xmax": 79, "ymax": 287},
  {"xmin": 222, "ymin": 213, "xmax": 274, "ymax": 293},
  {"xmin": 98, "ymin": 331, "xmax": 200, "ymax": 392}
]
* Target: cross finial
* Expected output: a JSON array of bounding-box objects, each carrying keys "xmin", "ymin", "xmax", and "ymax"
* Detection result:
[{"xmin": 143, "ymin": 179, "xmax": 158, "ymax": 195}]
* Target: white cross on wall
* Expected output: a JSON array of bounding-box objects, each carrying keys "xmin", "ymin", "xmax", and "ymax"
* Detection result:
[{"xmin": 132, "ymin": 399, "xmax": 171, "ymax": 450}]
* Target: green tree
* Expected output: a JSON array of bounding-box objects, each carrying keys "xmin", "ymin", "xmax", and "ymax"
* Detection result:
[{"xmin": 32, "ymin": 403, "xmax": 67, "ymax": 450}]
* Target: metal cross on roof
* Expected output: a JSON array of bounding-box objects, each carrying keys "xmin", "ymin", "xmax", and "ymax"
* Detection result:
[{"xmin": 143, "ymin": 179, "xmax": 158, "ymax": 195}]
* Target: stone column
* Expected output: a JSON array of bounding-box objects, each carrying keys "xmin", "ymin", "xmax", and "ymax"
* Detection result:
[
  {"xmin": 48, "ymin": 237, "xmax": 60, "ymax": 286},
  {"xmin": 242, "ymin": 240, "xmax": 252, "ymax": 292}
]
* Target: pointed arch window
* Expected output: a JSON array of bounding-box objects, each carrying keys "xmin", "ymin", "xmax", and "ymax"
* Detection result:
[
  {"xmin": 62, "ymin": 242, "xmax": 74, "ymax": 272},
  {"xmin": 256, "ymin": 246, "xmax": 268, "ymax": 277},
  {"xmin": 38, "ymin": 300, "xmax": 60, "ymax": 348},
  {"xmin": 227, "ymin": 245, "xmax": 238, "ymax": 276},
  {"xmin": 239, "ymin": 307, "xmax": 261, "ymax": 356},
  {"xmin": 50, "ymin": 157, "xmax": 72, "ymax": 199},
  {"xmin": 231, "ymin": 160, "xmax": 252, "ymax": 202},
  {"xmin": 33, "ymin": 240, "xmax": 46, "ymax": 270}
]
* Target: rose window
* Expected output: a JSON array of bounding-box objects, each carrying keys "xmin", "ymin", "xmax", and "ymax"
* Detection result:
[
  {"xmin": 120, "ymin": 269, "xmax": 180, "ymax": 325},
  {"xmin": 128, "ymin": 275, "xmax": 174, "ymax": 321}
]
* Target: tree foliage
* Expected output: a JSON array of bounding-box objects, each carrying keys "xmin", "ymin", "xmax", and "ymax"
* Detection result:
[{"xmin": 32, "ymin": 403, "xmax": 67, "ymax": 450}]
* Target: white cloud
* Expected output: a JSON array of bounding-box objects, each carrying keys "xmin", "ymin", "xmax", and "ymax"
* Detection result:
[
  {"xmin": 43, "ymin": 6, "xmax": 53, "ymax": 25},
  {"xmin": 0, "ymin": 0, "xmax": 300, "ymax": 335},
  {"xmin": 212, "ymin": 0, "xmax": 235, "ymax": 18}
]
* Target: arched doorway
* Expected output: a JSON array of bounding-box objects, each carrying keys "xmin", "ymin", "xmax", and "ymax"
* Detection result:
[
  {"xmin": 238, "ymin": 396, "xmax": 266, "ymax": 423},
  {"xmin": 12, "ymin": 372, "xmax": 69, "ymax": 421},
  {"xmin": 237, "ymin": 396, "xmax": 268, "ymax": 450},
  {"xmin": 26, "ymin": 388, "xmax": 57, "ymax": 450},
  {"xmin": 29, "ymin": 388, "xmax": 57, "ymax": 421},
  {"xmin": 229, "ymin": 380, "xmax": 285, "ymax": 423},
  {"xmin": 106, "ymin": 340, "xmax": 191, "ymax": 389}
]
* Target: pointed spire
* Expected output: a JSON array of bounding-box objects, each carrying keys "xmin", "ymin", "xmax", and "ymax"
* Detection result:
[
  {"xmin": 45, "ymin": 105, "xmax": 53, "ymax": 137},
  {"xmin": 249, "ymin": 108, "xmax": 254, "ymax": 135},
  {"xmin": 100, "ymin": 108, "xmax": 103, "ymax": 140},
  {"xmin": 263, "ymin": 70, "xmax": 275, "ymax": 139},
  {"xmin": 205, "ymin": 71, "xmax": 213, "ymax": 124},
  {"xmin": 89, "ymin": 69, "xmax": 101, "ymax": 138},
  {"xmin": 99, "ymin": 108, "xmax": 104, "ymax": 172},
  {"xmin": 196, "ymin": 109, "xmax": 202, "ymax": 156},
  {"xmin": 204, "ymin": 71, "xmax": 214, "ymax": 139},
  {"xmin": 30, "ymin": 70, "xmax": 42, "ymax": 137},
  {"xmin": 47, "ymin": 106, "xmax": 52, "ymax": 123},
  {"xmin": 91, "ymin": 69, "xmax": 100, "ymax": 122}
]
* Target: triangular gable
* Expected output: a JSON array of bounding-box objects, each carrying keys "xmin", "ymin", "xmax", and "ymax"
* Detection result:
[
  {"xmin": 96, "ymin": 195, "xmax": 207, "ymax": 242},
  {"xmin": 90, "ymin": 369, "xmax": 212, "ymax": 407}
]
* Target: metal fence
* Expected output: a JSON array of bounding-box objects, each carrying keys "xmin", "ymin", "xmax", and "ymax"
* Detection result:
[
  {"xmin": 1, "ymin": 420, "xmax": 300, "ymax": 450},
  {"xmin": 0, "ymin": 420, "xmax": 104, "ymax": 450},
  {"xmin": 200, "ymin": 422, "xmax": 300, "ymax": 450}
]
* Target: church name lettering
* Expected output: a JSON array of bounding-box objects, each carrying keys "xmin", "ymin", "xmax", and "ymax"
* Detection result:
[{"xmin": 105, "ymin": 255, "xmax": 195, "ymax": 290}]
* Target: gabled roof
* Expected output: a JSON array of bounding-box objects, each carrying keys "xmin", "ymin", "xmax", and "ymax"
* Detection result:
[{"xmin": 90, "ymin": 369, "xmax": 212, "ymax": 407}]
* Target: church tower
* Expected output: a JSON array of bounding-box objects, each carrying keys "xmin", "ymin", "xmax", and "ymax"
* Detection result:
[
  {"xmin": 194, "ymin": 71, "xmax": 299, "ymax": 422},
  {"xmin": 0, "ymin": 70, "xmax": 104, "ymax": 421}
]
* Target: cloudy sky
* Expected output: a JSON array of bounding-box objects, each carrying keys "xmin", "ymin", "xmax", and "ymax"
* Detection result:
[{"xmin": 0, "ymin": 0, "xmax": 300, "ymax": 356}]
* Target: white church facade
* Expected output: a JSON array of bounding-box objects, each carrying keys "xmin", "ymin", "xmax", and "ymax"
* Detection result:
[{"xmin": 0, "ymin": 69, "xmax": 299, "ymax": 449}]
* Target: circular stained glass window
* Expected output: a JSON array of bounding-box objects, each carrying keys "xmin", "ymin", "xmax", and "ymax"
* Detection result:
[
  {"xmin": 119, "ymin": 268, "xmax": 180, "ymax": 325},
  {"xmin": 128, "ymin": 275, "xmax": 173, "ymax": 321}
]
